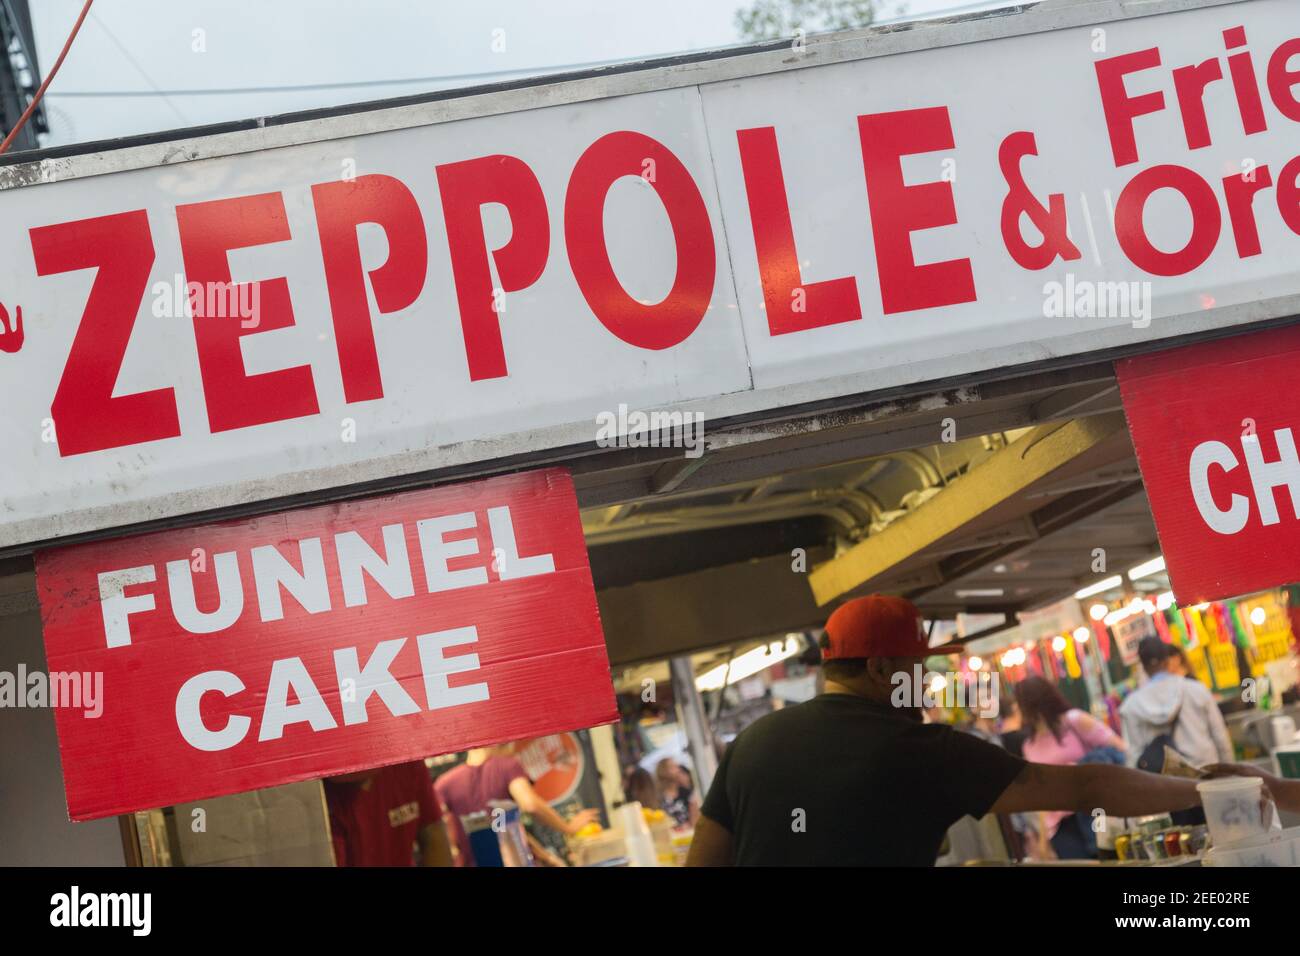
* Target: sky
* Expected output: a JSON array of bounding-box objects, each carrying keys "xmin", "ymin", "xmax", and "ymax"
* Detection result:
[{"xmin": 28, "ymin": 0, "xmax": 1018, "ymax": 148}]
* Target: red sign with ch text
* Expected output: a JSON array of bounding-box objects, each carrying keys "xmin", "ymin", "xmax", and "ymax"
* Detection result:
[
  {"xmin": 1116, "ymin": 323, "xmax": 1300, "ymax": 604},
  {"xmin": 35, "ymin": 468, "xmax": 616, "ymax": 821}
]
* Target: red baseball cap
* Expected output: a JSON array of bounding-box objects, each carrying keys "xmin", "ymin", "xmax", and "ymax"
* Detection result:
[{"xmin": 822, "ymin": 595, "xmax": 963, "ymax": 659}]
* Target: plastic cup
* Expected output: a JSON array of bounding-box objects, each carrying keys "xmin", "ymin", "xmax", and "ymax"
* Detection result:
[
  {"xmin": 1202, "ymin": 826, "xmax": 1300, "ymax": 867},
  {"xmin": 1197, "ymin": 777, "xmax": 1265, "ymax": 846}
]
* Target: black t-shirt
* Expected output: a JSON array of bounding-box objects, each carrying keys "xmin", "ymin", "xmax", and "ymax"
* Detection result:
[
  {"xmin": 700, "ymin": 694, "xmax": 1026, "ymax": 866},
  {"xmin": 1000, "ymin": 729, "xmax": 1029, "ymax": 760}
]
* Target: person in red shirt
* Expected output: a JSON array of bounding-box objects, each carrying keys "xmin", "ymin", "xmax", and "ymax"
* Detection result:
[
  {"xmin": 324, "ymin": 760, "xmax": 453, "ymax": 867},
  {"xmin": 435, "ymin": 745, "xmax": 600, "ymax": 866}
]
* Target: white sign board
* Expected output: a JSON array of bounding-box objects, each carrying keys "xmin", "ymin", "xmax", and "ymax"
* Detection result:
[{"xmin": 1, "ymin": 0, "xmax": 1298, "ymax": 548}]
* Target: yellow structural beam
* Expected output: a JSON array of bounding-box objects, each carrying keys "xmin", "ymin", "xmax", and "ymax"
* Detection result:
[{"xmin": 807, "ymin": 413, "xmax": 1128, "ymax": 606}]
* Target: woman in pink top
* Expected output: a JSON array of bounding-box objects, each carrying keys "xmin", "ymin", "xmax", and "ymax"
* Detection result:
[{"xmin": 1016, "ymin": 677, "xmax": 1127, "ymax": 859}]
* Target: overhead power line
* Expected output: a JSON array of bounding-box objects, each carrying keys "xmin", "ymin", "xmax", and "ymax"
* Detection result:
[
  {"xmin": 43, "ymin": 0, "xmax": 1022, "ymax": 101},
  {"xmin": 43, "ymin": 54, "xmax": 652, "ymax": 98},
  {"xmin": 88, "ymin": 8, "xmax": 188, "ymax": 124}
]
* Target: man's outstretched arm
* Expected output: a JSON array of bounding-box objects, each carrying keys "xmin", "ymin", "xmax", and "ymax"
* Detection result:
[
  {"xmin": 685, "ymin": 815, "xmax": 734, "ymax": 866},
  {"xmin": 990, "ymin": 761, "xmax": 1200, "ymax": 817}
]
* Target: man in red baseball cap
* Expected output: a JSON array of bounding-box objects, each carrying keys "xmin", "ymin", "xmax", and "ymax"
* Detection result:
[
  {"xmin": 687, "ymin": 594, "xmax": 1205, "ymax": 866},
  {"xmin": 820, "ymin": 593, "xmax": 965, "ymax": 659}
]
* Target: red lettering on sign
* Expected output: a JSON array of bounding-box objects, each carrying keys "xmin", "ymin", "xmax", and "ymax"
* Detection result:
[
  {"xmin": 312, "ymin": 174, "xmax": 429, "ymax": 403},
  {"xmin": 1278, "ymin": 155, "xmax": 1300, "ymax": 235},
  {"xmin": 857, "ymin": 107, "xmax": 975, "ymax": 315},
  {"xmin": 998, "ymin": 130, "xmax": 1082, "ymax": 270},
  {"xmin": 176, "ymin": 192, "xmax": 320, "ymax": 433},
  {"xmin": 1223, "ymin": 26, "xmax": 1269, "ymax": 136},
  {"xmin": 1268, "ymin": 37, "xmax": 1300, "ymax": 122},
  {"xmin": 1172, "ymin": 57, "xmax": 1224, "ymax": 151},
  {"xmin": 565, "ymin": 131, "xmax": 715, "ymax": 349},
  {"xmin": 0, "ymin": 302, "xmax": 23, "ymax": 354},
  {"xmin": 1223, "ymin": 164, "xmax": 1273, "ymax": 258},
  {"xmin": 736, "ymin": 125, "xmax": 860, "ymax": 335},
  {"xmin": 436, "ymin": 155, "xmax": 549, "ymax": 381},
  {"xmin": 1095, "ymin": 28, "xmax": 1300, "ymax": 168},
  {"xmin": 1115, "ymin": 164, "xmax": 1222, "ymax": 275},
  {"xmin": 1095, "ymin": 48, "xmax": 1165, "ymax": 168},
  {"xmin": 30, "ymin": 210, "xmax": 181, "ymax": 456}
]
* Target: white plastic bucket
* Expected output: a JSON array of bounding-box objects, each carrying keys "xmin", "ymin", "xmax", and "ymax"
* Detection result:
[{"xmin": 1197, "ymin": 777, "xmax": 1265, "ymax": 846}]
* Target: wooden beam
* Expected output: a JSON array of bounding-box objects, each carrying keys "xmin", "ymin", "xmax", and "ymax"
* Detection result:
[
  {"xmin": 807, "ymin": 413, "xmax": 1128, "ymax": 605},
  {"xmin": 650, "ymin": 455, "xmax": 709, "ymax": 494},
  {"xmin": 597, "ymin": 548, "xmax": 831, "ymax": 666}
]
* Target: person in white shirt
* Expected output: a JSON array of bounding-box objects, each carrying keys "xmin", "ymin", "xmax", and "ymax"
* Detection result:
[{"xmin": 1120, "ymin": 637, "xmax": 1233, "ymax": 768}]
